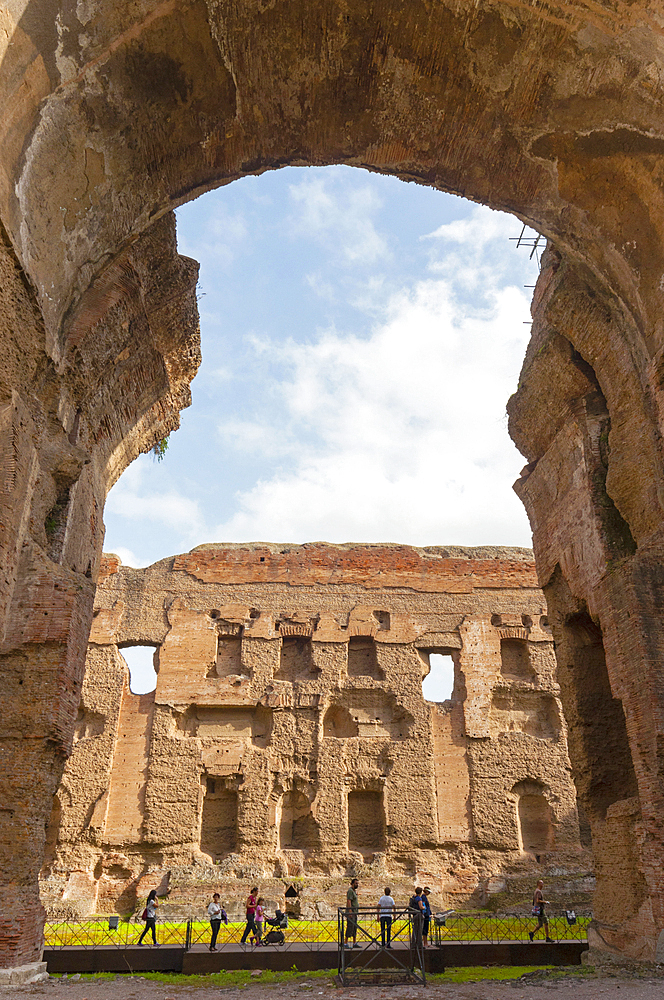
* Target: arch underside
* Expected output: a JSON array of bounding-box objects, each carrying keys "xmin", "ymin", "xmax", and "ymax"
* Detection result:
[{"xmin": 1, "ymin": 0, "xmax": 664, "ymax": 966}]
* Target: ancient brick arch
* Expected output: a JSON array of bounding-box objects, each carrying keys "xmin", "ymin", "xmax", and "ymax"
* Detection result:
[{"xmin": 1, "ymin": 0, "xmax": 664, "ymax": 973}]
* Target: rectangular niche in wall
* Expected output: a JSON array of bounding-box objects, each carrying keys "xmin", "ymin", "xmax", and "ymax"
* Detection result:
[
  {"xmin": 212, "ymin": 635, "xmax": 242, "ymax": 677},
  {"xmin": 500, "ymin": 638, "xmax": 536, "ymax": 681},
  {"xmin": 514, "ymin": 781, "xmax": 554, "ymax": 854},
  {"xmin": 200, "ymin": 783, "xmax": 238, "ymax": 861},
  {"xmin": 348, "ymin": 789, "xmax": 386, "ymax": 858},
  {"xmin": 347, "ymin": 636, "xmax": 383, "ymax": 679},
  {"xmin": 276, "ymin": 636, "xmax": 314, "ymax": 681},
  {"xmin": 279, "ymin": 790, "xmax": 320, "ymax": 850}
]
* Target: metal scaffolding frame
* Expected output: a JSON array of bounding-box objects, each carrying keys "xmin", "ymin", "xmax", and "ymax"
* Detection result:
[{"xmin": 336, "ymin": 906, "xmax": 427, "ymax": 986}]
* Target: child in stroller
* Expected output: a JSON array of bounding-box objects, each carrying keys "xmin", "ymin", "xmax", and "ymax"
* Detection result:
[{"xmin": 262, "ymin": 908, "xmax": 288, "ymax": 945}]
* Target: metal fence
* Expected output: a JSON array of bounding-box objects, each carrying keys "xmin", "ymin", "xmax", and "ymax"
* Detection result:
[
  {"xmin": 433, "ymin": 911, "xmax": 591, "ymax": 945},
  {"xmin": 44, "ymin": 911, "xmax": 590, "ymax": 952}
]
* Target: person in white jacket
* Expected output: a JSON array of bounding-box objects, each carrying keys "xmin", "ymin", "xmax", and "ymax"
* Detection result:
[{"xmin": 208, "ymin": 893, "xmax": 222, "ymax": 951}]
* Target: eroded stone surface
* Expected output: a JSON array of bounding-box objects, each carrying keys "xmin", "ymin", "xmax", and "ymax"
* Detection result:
[
  {"xmin": 1, "ymin": 0, "xmax": 664, "ymax": 969},
  {"xmin": 40, "ymin": 544, "xmax": 591, "ymax": 919}
]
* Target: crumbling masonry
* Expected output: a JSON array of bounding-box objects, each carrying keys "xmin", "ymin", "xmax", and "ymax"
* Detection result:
[
  {"xmin": 2, "ymin": 0, "xmax": 664, "ymax": 972},
  {"xmin": 41, "ymin": 544, "xmax": 591, "ymax": 919}
]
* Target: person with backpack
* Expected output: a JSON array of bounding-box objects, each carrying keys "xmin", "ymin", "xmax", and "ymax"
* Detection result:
[
  {"xmin": 421, "ymin": 887, "xmax": 432, "ymax": 947},
  {"xmin": 208, "ymin": 892, "xmax": 222, "ymax": 951},
  {"xmin": 137, "ymin": 890, "xmax": 160, "ymax": 947},
  {"xmin": 240, "ymin": 886, "xmax": 259, "ymax": 945},
  {"xmin": 408, "ymin": 887, "xmax": 424, "ymax": 949}
]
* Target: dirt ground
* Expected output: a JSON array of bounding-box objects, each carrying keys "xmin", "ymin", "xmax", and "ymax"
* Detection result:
[{"xmin": 3, "ymin": 969, "xmax": 664, "ymax": 1000}]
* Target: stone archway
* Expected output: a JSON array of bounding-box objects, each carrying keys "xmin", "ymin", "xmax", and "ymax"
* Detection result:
[{"xmin": 1, "ymin": 0, "xmax": 664, "ymax": 971}]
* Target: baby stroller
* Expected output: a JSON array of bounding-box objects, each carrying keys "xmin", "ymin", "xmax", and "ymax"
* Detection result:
[{"xmin": 263, "ymin": 909, "xmax": 288, "ymax": 945}]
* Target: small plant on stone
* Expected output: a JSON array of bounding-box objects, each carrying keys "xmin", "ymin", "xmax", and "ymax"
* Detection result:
[{"xmin": 151, "ymin": 436, "xmax": 169, "ymax": 462}]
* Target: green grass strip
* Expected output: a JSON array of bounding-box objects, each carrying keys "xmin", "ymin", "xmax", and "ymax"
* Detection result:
[{"xmin": 72, "ymin": 965, "xmax": 597, "ymax": 987}]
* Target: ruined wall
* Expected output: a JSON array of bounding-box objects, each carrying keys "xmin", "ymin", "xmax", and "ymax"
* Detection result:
[
  {"xmin": 0, "ymin": 213, "xmax": 200, "ymax": 969},
  {"xmin": 1, "ymin": 0, "xmax": 664, "ymax": 969},
  {"xmin": 41, "ymin": 544, "xmax": 591, "ymax": 918}
]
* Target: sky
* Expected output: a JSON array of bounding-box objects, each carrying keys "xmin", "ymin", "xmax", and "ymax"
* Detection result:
[{"xmin": 104, "ymin": 165, "xmax": 540, "ymax": 695}]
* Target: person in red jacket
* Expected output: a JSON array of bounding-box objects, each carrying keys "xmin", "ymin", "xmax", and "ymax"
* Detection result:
[{"xmin": 240, "ymin": 886, "xmax": 259, "ymax": 945}]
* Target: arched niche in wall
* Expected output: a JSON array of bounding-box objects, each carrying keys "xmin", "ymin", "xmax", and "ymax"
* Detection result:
[
  {"xmin": 322, "ymin": 704, "xmax": 358, "ymax": 739},
  {"xmin": 513, "ymin": 780, "xmax": 554, "ymax": 855},
  {"xmin": 347, "ymin": 636, "xmax": 384, "ymax": 679},
  {"xmin": 276, "ymin": 637, "xmax": 315, "ymax": 682}
]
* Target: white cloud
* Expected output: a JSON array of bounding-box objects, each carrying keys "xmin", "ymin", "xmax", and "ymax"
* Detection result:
[
  {"xmin": 424, "ymin": 205, "xmax": 537, "ymax": 300},
  {"xmin": 175, "ymin": 202, "xmax": 248, "ymax": 270},
  {"xmin": 305, "ymin": 271, "xmax": 336, "ymax": 301},
  {"xmin": 211, "ymin": 270, "xmax": 533, "ymax": 547},
  {"xmin": 105, "ymin": 460, "xmax": 206, "ymax": 553},
  {"xmin": 288, "ymin": 172, "xmax": 389, "ymax": 265},
  {"xmin": 217, "ymin": 418, "xmax": 294, "ymax": 458},
  {"xmin": 110, "ymin": 546, "xmax": 141, "ymax": 568}
]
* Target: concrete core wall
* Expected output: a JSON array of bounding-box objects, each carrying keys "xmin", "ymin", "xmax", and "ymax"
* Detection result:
[{"xmin": 40, "ymin": 544, "xmax": 592, "ymax": 920}]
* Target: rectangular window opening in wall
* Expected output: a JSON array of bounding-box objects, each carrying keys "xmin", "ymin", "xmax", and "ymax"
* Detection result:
[
  {"xmin": 422, "ymin": 651, "xmax": 455, "ymax": 702},
  {"xmin": 119, "ymin": 644, "xmax": 159, "ymax": 694},
  {"xmin": 347, "ymin": 636, "xmax": 383, "ymax": 679},
  {"xmin": 200, "ymin": 786, "xmax": 238, "ymax": 862}
]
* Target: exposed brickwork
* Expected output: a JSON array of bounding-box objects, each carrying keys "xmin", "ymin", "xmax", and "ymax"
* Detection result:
[
  {"xmin": 41, "ymin": 545, "xmax": 591, "ymax": 921},
  {"xmin": 1, "ymin": 0, "xmax": 664, "ymax": 968},
  {"xmin": 0, "ymin": 217, "xmax": 200, "ymax": 966}
]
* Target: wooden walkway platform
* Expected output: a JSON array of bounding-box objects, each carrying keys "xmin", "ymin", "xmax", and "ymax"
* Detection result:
[{"xmin": 44, "ymin": 940, "xmax": 586, "ymax": 975}]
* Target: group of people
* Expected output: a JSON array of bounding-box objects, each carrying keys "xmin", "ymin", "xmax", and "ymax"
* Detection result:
[
  {"xmin": 344, "ymin": 879, "xmax": 434, "ymax": 950},
  {"xmin": 238, "ymin": 887, "xmax": 267, "ymax": 947},
  {"xmin": 344, "ymin": 878, "xmax": 556, "ymax": 950},
  {"xmin": 136, "ymin": 877, "xmax": 556, "ymax": 949}
]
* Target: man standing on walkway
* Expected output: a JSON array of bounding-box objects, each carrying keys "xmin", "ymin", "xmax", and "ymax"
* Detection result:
[
  {"xmin": 421, "ymin": 887, "xmax": 432, "ymax": 948},
  {"xmin": 408, "ymin": 886, "xmax": 424, "ymax": 951},
  {"xmin": 377, "ymin": 887, "xmax": 396, "ymax": 949},
  {"xmin": 345, "ymin": 878, "xmax": 360, "ymax": 948}
]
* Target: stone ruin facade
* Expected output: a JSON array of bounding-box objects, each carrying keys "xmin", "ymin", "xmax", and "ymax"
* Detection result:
[
  {"xmin": 41, "ymin": 543, "xmax": 592, "ymax": 919},
  {"xmin": 3, "ymin": 0, "xmax": 664, "ymax": 974}
]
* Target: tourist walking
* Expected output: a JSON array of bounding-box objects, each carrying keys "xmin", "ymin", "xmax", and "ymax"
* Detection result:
[
  {"xmin": 208, "ymin": 892, "xmax": 222, "ymax": 951},
  {"xmin": 529, "ymin": 879, "xmax": 555, "ymax": 943},
  {"xmin": 344, "ymin": 878, "xmax": 360, "ymax": 948},
  {"xmin": 377, "ymin": 886, "xmax": 396, "ymax": 949},
  {"xmin": 253, "ymin": 896, "xmax": 265, "ymax": 946},
  {"xmin": 421, "ymin": 887, "xmax": 432, "ymax": 947},
  {"xmin": 240, "ymin": 886, "xmax": 260, "ymax": 945},
  {"xmin": 137, "ymin": 890, "xmax": 160, "ymax": 947}
]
